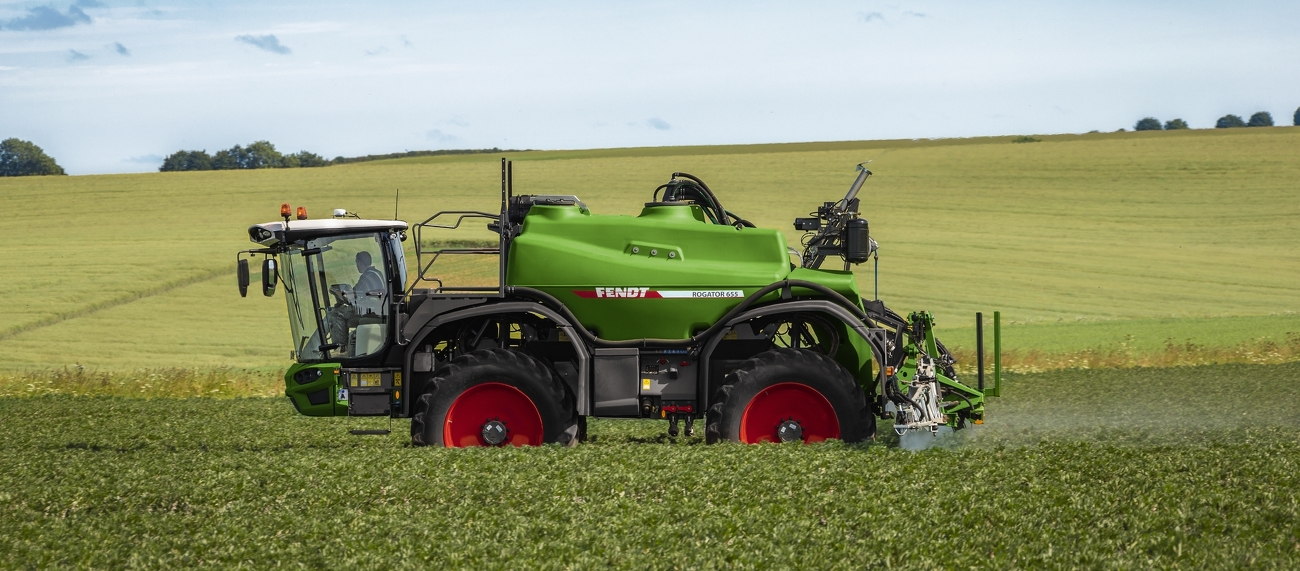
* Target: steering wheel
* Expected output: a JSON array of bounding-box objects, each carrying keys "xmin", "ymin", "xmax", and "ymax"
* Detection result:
[{"xmin": 328, "ymin": 283, "xmax": 353, "ymax": 306}]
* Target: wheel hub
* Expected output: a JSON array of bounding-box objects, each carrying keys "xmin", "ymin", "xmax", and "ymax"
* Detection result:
[
  {"xmin": 481, "ymin": 419, "xmax": 508, "ymax": 445},
  {"xmin": 776, "ymin": 419, "xmax": 803, "ymax": 442},
  {"xmin": 740, "ymin": 382, "xmax": 840, "ymax": 444},
  {"xmin": 443, "ymin": 382, "xmax": 543, "ymax": 448}
]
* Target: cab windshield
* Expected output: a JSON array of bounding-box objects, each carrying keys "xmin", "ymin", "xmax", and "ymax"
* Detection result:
[{"xmin": 282, "ymin": 233, "xmax": 390, "ymax": 361}]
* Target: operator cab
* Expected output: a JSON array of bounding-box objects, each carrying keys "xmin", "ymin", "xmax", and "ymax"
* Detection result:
[{"xmin": 245, "ymin": 216, "xmax": 408, "ymax": 363}]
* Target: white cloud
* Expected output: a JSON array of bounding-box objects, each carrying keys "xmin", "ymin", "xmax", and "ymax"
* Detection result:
[
  {"xmin": 235, "ymin": 34, "xmax": 290, "ymax": 55},
  {"xmin": 0, "ymin": 4, "xmax": 92, "ymax": 31},
  {"xmin": 426, "ymin": 129, "xmax": 458, "ymax": 143}
]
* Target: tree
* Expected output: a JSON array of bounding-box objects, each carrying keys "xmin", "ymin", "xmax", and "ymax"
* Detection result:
[
  {"xmin": 1294, "ymin": 107, "xmax": 1299, "ymax": 126},
  {"xmin": 1215, "ymin": 114, "xmax": 1245, "ymax": 128},
  {"xmin": 1134, "ymin": 117, "xmax": 1162, "ymax": 131},
  {"xmin": 159, "ymin": 150, "xmax": 212, "ymax": 172},
  {"xmin": 1164, "ymin": 118, "xmax": 1189, "ymax": 130},
  {"xmin": 210, "ymin": 146, "xmax": 245, "ymax": 170},
  {"xmin": 1247, "ymin": 111, "xmax": 1273, "ymax": 127},
  {"xmin": 291, "ymin": 151, "xmax": 329, "ymax": 167},
  {"xmin": 241, "ymin": 140, "xmax": 283, "ymax": 168},
  {"xmin": 0, "ymin": 138, "xmax": 66, "ymax": 176}
]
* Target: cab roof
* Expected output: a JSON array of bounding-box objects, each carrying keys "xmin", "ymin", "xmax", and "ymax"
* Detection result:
[{"xmin": 249, "ymin": 218, "xmax": 409, "ymax": 247}]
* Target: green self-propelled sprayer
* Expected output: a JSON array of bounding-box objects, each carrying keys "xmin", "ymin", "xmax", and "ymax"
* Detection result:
[{"xmin": 237, "ymin": 161, "xmax": 1001, "ymax": 447}]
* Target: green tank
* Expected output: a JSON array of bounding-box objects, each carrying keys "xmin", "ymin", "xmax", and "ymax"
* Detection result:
[{"xmin": 509, "ymin": 202, "xmax": 860, "ymax": 340}]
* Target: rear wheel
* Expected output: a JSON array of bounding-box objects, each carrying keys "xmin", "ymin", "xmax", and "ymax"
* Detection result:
[
  {"xmin": 411, "ymin": 348, "xmax": 578, "ymax": 447},
  {"xmin": 706, "ymin": 348, "xmax": 874, "ymax": 444}
]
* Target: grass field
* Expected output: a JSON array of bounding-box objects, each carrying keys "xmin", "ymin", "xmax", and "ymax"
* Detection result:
[
  {"xmin": 1, "ymin": 127, "xmax": 1298, "ymax": 374},
  {"xmin": 2, "ymin": 363, "xmax": 1298, "ymax": 568}
]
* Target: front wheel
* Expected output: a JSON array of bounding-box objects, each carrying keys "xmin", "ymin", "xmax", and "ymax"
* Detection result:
[
  {"xmin": 706, "ymin": 348, "xmax": 874, "ymax": 444},
  {"xmin": 411, "ymin": 348, "xmax": 578, "ymax": 447}
]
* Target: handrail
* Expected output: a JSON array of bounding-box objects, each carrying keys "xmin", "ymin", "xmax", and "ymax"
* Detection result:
[
  {"xmin": 406, "ymin": 158, "xmax": 516, "ymax": 297},
  {"xmin": 408, "ymin": 209, "xmax": 503, "ymax": 296}
]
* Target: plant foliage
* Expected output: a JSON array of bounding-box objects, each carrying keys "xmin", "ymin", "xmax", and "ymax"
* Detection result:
[
  {"xmin": 1247, "ymin": 111, "xmax": 1274, "ymax": 127},
  {"xmin": 1134, "ymin": 117, "xmax": 1162, "ymax": 131},
  {"xmin": 0, "ymin": 363, "xmax": 1298, "ymax": 567},
  {"xmin": 1216, "ymin": 114, "xmax": 1246, "ymax": 128},
  {"xmin": 0, "ymin": 138, "xmax": 65, "ymax": 177},
  {"xmin": 160, "ymin": 141, "xmax": 328, "ymax": 172},
  {"xmin": 1163, "ymin": 118, "xmax": 1189, "ymax": 130},
  {"xmin": 159, "ymin": 150, "xmax": 211, "ymax": 172}
]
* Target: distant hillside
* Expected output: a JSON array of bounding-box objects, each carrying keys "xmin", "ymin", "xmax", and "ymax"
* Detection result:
[
  {"xmin": 1, "ymin": 126, "xmax": 1298, "ymax": 371},
  {"xmin": 331, "ymin": 148, "xmax": 529, "ymax": 165},
  {"xmin": 336, "ymin": 126, "xmax": 1300, "ymax": 166}
]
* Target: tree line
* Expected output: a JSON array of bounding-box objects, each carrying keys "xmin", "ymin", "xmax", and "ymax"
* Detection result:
[
  {"xmin": 1135, "ymin": 108, "xmax": 1299, "ymax": 131},
  {"xmin": 161, "ymin": 143, "xmax": 521, "ymax": 171},
  {"xmin": 160, "ymin": 141, "xmax": 328, "ymax": 172},
  {"xmin": 0, "ymin": 137, "xmax": 524, "ymax": 176},
  {"xmin": 330, "ymin": 148, "xmax": 523, "ymax": 165}
]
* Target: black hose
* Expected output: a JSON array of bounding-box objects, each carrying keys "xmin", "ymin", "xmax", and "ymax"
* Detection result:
[
  {"xmin": 654, "ymin": 173, "xmax": 751, "ymax": 228},
  {"xmin": 934, "ymin": 338, "xmax": 959, "ymax": 379},
  {"xmin": 725, "ymin": 210, "xmax": 755, "ymax": 228},
  {"xmin": 672, "ymin": 172, "xmax": 731, "ymax": 225},
  {"xmin": 883, "ymin": 370, "xmax": 925, "ymax": 416},
  {"xmin": 653, "ymin": 184, "xmax": 669, "ymax": 202},
  {"xmin": 665, "ymin": 182, "xmax": 721, "ymax": 224},
  {"xmin": 509, "ymin": 279, "xmax": 868, "ymax": 349},
  {"xmin": 944, "ymin": 389, "xmax": 973, "ymax": 412}
]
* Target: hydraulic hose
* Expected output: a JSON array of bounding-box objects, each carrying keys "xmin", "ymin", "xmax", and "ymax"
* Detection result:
[
  {"xmin": 883, "ymin": 370, "xmax": 924, "ymax": 415},
  {"xmin": 672, "ymin": 172, "xmax": 730, "ymax": 225},
  {"xmin": 944, "ymin": 389, "xmax": 973, "ymax": 411}
]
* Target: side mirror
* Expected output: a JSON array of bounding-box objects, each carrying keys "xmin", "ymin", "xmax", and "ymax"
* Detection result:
[
  {"xmin": 237, "ymin": 259, "xmax": 250, "ymax": 298},
  {"xmin": 262, "ymin": 258, "xmax": 278, "ymax": 297}
]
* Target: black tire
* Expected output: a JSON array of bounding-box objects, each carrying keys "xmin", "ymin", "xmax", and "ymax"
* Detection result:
[
  {"xmin": 410, "ymin": 348, "xmax": 579, "ymax": 447},
  {"xmin": 705, "ymin": 348, "xmax": 874, "ymax": 444}
]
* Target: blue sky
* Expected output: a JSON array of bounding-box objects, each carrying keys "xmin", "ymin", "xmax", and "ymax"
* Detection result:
[{"xmin": 1, "ymin": 0, "xmax": 1298, "ymax": 174}]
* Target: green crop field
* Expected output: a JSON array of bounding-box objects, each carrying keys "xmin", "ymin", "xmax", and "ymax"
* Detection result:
[
  {"xmin": 2, "ymin": 363, "xmax": 1298, "ymax": 568},
  {"xmin": 2, "ymin": 127, "xmax": 1298, "ymax": 378}
]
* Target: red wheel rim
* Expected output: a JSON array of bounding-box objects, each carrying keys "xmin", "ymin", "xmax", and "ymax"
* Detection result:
[
  {"xmin": 739, "ymin": 382, "xmax": 839, "ymax": 444},
  {"xmin": 443, "ymin": 382, "xmax": 544, "ymax": 447}
]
